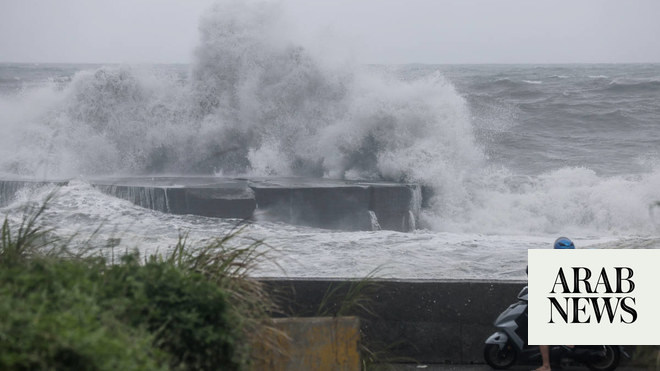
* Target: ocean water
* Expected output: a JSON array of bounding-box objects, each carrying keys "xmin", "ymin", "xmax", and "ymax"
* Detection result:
[{"xmin": 2, "ymin": 3, "xmax": 660, "ymax": 279}]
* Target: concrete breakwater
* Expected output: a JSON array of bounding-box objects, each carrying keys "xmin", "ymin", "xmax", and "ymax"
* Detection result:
[
  {"xmin": 0, "ymin": 177, "xmax": 421, "ymax": 232},
  {"xmin": 261, "ymin": 278, "xmax": 527, "ymax": 364}
]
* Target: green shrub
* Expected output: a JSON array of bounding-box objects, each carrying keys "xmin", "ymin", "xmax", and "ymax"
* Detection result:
[
  {"xmin": 0, "ymin": 252, "xmax": 249, "ymax": 371},
  {"xmin": 100, "ymin": 254, "xmax": 243, "ymax": 370},
  {"xmin": 0, "ymin": 200, "xmax": 274, "ymax": 371},
  {"xmin": 0, "ymin": 258, "xmax": 168, "ymax": 371}
]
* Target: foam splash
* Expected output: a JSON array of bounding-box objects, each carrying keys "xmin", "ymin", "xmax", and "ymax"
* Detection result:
[
  {"xmin": 423, "ymin": 166, "xmax": 660, "ymax": 235},
  {"xmin": 1, "ymin": 1, "xmax": 480, "ymax": 181}
]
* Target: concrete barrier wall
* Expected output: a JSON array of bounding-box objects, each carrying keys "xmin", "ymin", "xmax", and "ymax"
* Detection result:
[
  {"xmin": 0, "ymin": 178, "xmax": 420, "ymax": 232},
  {"xmin": 261, "ymin": 278, "xmax": 527, "ymax": 364},
  {"xmin": 252, "ymin": 186, "xmax": 373, "ymax": 231}
]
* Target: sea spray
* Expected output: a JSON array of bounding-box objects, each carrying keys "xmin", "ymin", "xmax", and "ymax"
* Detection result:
[
  {"xmin": 0, "ymin": 0, "xmax": 483, "ymax": 224},
  {"xmin": 0, "ymin": 66, "xmax": 192, "ymax": 176},
  {"xmin": 426, "ymin": 166, "xmax": 660, "ymax": 235}
]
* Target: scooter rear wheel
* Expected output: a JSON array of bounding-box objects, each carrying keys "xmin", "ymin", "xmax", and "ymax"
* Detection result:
[
  {"xmin": 585, "ymin": 345, "xmax": 620, "ymax": 371},
  {"xmin": 484, "ymin": 343, "xmax": 517, "ymax": 369}
]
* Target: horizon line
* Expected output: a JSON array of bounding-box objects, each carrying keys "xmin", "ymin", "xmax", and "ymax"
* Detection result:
[{"xmin": 2, "ymin": 61, "xmax": 660, "ymax": 66}]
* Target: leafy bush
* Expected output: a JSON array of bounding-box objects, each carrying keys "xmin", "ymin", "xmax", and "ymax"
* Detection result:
[
  {"xmin": 101, "ymin": 254, "xmax": 242, "ymax": 370},
  {"xmin": 0, "ymin": 258, "xmax": 168, "ymax": 371},
  {"xmin": 0, "ymin": 198, "xmax": 275, "ymax": 371}
]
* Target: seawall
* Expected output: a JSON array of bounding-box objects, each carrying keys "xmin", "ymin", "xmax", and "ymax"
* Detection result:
[
  {"xmin": 0, "ymin": 177, "xmax": 421, "ymax": 232},
  {"xmin": 261, "ymin": 278, "xmax": 527, "ymax": 364}
]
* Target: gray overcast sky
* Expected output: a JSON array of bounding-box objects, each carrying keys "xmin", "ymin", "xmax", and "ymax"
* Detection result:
[{"xmin": 1, "ymin": 0, "xmax": 660, "ymax": 64}]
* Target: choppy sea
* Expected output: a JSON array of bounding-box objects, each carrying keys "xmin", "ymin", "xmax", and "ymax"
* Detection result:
[{"xmin": 2, "ymin": 6, "xmax": 659, "ymax": 279}]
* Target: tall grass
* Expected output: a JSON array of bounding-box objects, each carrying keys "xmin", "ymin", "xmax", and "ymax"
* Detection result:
[
  {"xmin": 1, "ymin": 193, "xmax": 57, "ymax": 263},
  {"xmin": 316, "ymin": 269, "xmax": 381, "ymax": 318},
  {"xmin": 163, "ymin": 228, "xmax": 282, "ymax": 367}
]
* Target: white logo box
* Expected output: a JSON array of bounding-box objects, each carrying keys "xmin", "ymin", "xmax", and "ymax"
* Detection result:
[{"xmin": 528, "ymin": 249, "xmax": 660, "ymax": 345}]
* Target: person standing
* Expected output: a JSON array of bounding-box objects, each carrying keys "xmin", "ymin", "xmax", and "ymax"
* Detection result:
[{"xmin": 533, "ymin": 237, "xmax": 575, "ymax": 371}]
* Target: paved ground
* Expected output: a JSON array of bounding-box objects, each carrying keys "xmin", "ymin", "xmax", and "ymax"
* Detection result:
[{"xmin": 376, "ymin": 365, "xmax": 644, "ymax": 371}]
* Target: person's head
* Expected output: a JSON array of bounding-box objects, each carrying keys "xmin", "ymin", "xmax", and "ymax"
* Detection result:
[{"xmin": 554, "ymin": 236, "xmax": 575, "ymax": 249}]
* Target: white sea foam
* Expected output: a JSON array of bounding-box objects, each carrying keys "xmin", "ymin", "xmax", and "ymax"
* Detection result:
[
  {"xmin": 423, "ymin": 166, "xmax": 660, "ymax": 236},
  {"xmin": 2, "ymin": 181, "xmax": 638, "ymax": 279}
]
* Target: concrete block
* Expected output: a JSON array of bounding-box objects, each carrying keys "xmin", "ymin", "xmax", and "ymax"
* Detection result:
[
  {"xmin": 369, "ymin": 185, "xmax": 421, "ymax": 232},
  {"xmin": 252, "ymin": 317, "xmax": 361, "ymax": 371},
  {"xmin": 180, "ymin": 187, "xmax": 255, "ymax": 219},
  {"xmin": 251, "ymin": 184, "xmax": 372, "ymax": 231},
  {"xmin": 92, "ymin": 177, "xmax": 257, "ymax": 219},
  {"xmin": 94, "ymin": 185, "xmax": 170, "ymax": 212},
  {"xmin": 1, "ymin": 176, "xmax": 423, "ymax": 232}
]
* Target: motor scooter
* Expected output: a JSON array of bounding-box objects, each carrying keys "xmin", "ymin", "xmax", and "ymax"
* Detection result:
[{"xmin": 483, "ymin": 285, "xmax": 629, "ymax": 371}]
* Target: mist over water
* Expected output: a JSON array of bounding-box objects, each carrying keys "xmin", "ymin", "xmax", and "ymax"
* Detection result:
[
  {"xmin": 2, "ymin": 0, "xmax": 660, "ymax": 261},
  {"xmin": 0, "ymin": 1, "xmax": 483, "ymax": 226}
]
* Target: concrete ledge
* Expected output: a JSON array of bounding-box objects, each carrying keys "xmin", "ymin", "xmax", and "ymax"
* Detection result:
[
  {"xmin": 251, "ymin": 184, "xmax": 372, "ymax": 231},
  {"xmin": 261, "ymin": 278, "xmax": 527, "ymax": 364},
  {"xmin": 252, "ymin": 317, "xmax": 361, "ymax": 371},
  {"xmin": 0, "ymin": 177, "xmax": 421, "ymax": 232},
  {"xmin": 370, "ymin": 185, "xmax": 421, "ymax": 231}
]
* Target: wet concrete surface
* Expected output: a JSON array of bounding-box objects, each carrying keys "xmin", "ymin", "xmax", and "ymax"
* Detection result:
[{"xmin": 0, "ymin": 176, "xmax": 421, "ymax": 231}]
